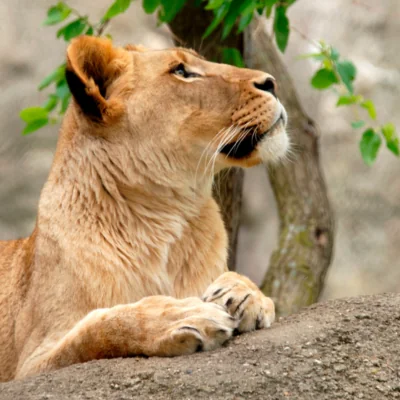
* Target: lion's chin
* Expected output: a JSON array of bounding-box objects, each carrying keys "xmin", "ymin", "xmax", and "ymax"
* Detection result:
[
  {"xmin": 218, "ymin": 121, "xmax": 289, "ymax": 168},
  {"xmin": 218, "ymin": 104, "xmax": 289, "ymax": 166},
  {"xmin": 257, "ymin": 125, "xmax": 290, "ymax": 164}
]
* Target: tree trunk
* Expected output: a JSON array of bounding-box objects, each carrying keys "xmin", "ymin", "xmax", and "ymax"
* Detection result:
[
  {"xmin": 169, "ymin": 2, "xmax": 244, "ymax": 271},
  {"xmin": 246, "ymin": 19, "xmax": 334, "ymax": 316},
  {"xmin": 169, "ymin": 7, "xmax": 334, "ymax": 313}
]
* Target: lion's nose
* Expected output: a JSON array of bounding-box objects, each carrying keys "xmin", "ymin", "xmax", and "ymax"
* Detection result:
[{"xmin": 253, "ymin": 77, "xmax": 277, "ymax": 98}]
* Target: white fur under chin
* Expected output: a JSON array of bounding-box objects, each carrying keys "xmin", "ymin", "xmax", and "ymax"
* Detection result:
[{"xmin": 258, "ymin": 127, "xmax": 290, "ymax": 164}]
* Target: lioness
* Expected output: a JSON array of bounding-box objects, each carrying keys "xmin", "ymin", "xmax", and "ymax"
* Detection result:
[{"xmin": 0, "ymin": 36, "xmax": 288, "ymax": 382}]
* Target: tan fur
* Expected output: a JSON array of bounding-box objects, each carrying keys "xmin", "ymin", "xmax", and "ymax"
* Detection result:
[{"xmin": 0, "ymin": 36, "xmax": 288, "ymax": 381}]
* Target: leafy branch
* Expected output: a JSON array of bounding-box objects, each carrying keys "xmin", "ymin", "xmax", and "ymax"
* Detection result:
[
  {"xmin": 305, "ymin": 40, "xmax": 399, "ymax": 164},
  {"xmin": 19, "ymin": 0, "xmax": 399, "ymax": 165},
  {"xmin": 19, "ymin": 0, "xmax": 124, "ymax": 135}
]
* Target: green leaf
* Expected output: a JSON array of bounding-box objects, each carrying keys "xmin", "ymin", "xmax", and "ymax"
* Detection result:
[
  {"xmin": 205, "ymin": 0, "xmax": 225, "ymax": 10},
  {"xmin": 351, "ymin": 120, "xmax": 365, "ymax": 129},
  {"xmin": 311, "ymin": 68, "xmax": 338, "ymax": 90},
  {"xmin": 56, "ymin": 79, "xmax": 70, "ymax": 100},
  {"xmin": 22, "ymin": 119, "xmax": 49, "ymax": 135},
  {"xmin": 297, "ymin": 52, "xmax": 326, "ymax": 61},
  {"xmin": 382, "ymin": 122, "xmax": 396, "ymax": 141},
  {"xmin": 336, "ymin": 60, "xmax": 356, "ymax": 93},
  {"xmin": 159, "ymin": 0, "xmax": 186, "ymax": 22},
  {"xmin": 43, "ymin": 95, "xmax": 59, "ymax": 112},
  {"xmin": 43, "ymin": 2, "xmax": 71, "ymax": 25},
  {"xmin": 86, "ymin": 26, "xmax": 94, "ymax": 35},
  {"xmin": 202, "ymin": 2, "xmax": 231, "ymax": 38},
  {"xmin": 381, "ymin": 123, "xmax": 400, "ymax": 156},
  {"xmin": 103, "ymin": 0, "xmax": 131, "ymax": 21},
  {"xmin": 57, "ymin": 19, "xmax": 87, "ymax": 41},
  {"xmin": 241, "ymin": 0, "xmax": 257, "ymax": 15},
  {"xmin": 20, "ymin": 107, "xmax": 48, "ymax": 123},
  {"xmin": 38, "ymin": 64, "xmax": 65, "ymax": 91},
  {"xmin": 336, "ymin": 94, "xmax": 363, "ymax": 106},
  {"xmin": 143, "ymin": 0, "xmax": 161, "ymax": 13},
  {"xmin": 221, "ymin": 47, "xmax": 245, "ymax": 68},
  {"xmin": 221, "ymin": 0, "xmax": 253, "ymax": 39},
  {"xmin": 387, "ymin": 138, "xmax": 400, "ymax": 156},
  {"xmin": 60, "ymin": 92, "xmax": 71, "ymax": 114},
  {"xmin": 360, "ymin": 128, "xmax": 382, "ymax": 165},
  {"xmin": 322, "ymin": 59, "xmax": 331, "ymax": 70},
  {"xmin": 361, "ymin": 99, "xmax": 377, "ymax": 120},
  {"xmin": 20, "ymin": 106, "xmax": 49, "ymax": 134},
  {"xmin": 330, "ymin": 47, "xmax": 340, "ymax": 61},
  {"xmin": 57, "ymin": 26, "xmax": 66, "ymax": 38},
  {"xmin": 237, "ymin": 12, "xmax": 253, "ymax": 33},
  {"xmin": 265, "ymin": 0, "xmax": 278, "ymax": 18},
  {"xmin": 273, "ymin": 6, "xmax": 290, "ymax": 52}
]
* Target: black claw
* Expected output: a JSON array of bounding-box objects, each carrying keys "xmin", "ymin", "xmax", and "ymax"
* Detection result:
[
  {"xmin": 179, "ymin": 326, "xmax": 201, "ymax": 334},
  {"xmin": 210, "ymin": 288, "xmax": 226, "ymax": 302},
  {"xmin": 213, "ymin": 288, "xmax": 223, "ymax": 296},
  {"xmin": 256, "ymin": 314, "xmax": 263, "ymax": 329},
  {"xmin": 235, "ymin": 293, "xmax": 251, "ymax": 315},
  {"xmin": 225, "ymin": 297, "xmax": 233, "ymax": 307}
]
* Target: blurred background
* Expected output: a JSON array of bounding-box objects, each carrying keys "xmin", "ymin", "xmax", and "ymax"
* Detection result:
[{"xmin": 0, "ymin": 0, "xmax": 399, "ymax": 300}]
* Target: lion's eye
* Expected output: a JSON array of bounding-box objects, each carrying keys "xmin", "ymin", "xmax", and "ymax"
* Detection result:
[
  {"xmin": 172, "ymin": 63, "xmax": 200, "ymax": 79},
  {"xmin": 174, "ymin": 64, "xmax": 187, "ymax": 77}
]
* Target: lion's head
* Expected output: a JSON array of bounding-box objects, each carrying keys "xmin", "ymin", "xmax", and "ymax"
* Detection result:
[{"xmin": 64, "ymin": 36, "xmax": 288, "ymax": 186}]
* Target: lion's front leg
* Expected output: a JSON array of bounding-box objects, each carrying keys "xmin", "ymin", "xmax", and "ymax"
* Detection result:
[
  {"xmin": 16, "ymin": 296, "xmax": 237, "ymax": 379},
  {"xmin": 202, "ymin": 271, "xmax": 275, "ymax": 333}
]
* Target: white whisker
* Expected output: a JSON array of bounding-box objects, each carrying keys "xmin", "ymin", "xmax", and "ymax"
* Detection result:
[
  {"xmin": 206, "ymin": 126, "xmax": 237, "ymax": 177},
  {"xmin": 194, "ymin": 127, "xmax": 227, "ymax": 186},
  {"xmin": 225, "ymin": 118, "xmax": 258, "ymax": 159}
]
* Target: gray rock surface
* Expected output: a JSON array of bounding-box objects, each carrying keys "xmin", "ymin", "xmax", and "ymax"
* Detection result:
[{"xmin": 1, "ymin": 293, "xmax": 399, "ymax": 399}]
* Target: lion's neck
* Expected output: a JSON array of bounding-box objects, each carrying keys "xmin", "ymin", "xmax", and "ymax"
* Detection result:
[
  {"xmin": 36, "ymin": 125, "xmax": 223, "ymax": 305},
  {"xmin": 41, "ymin": 128, "xmax": 214, "ymax": 242}
]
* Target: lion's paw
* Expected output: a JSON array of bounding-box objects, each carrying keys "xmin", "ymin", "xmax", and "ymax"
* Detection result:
[
  {"xmin": 202, "ymin": 272, "xmax": 275, "ymax": 333},
  {"xmin": 147, "ymin": 298, "xmax": 237, "ymax": 357}
]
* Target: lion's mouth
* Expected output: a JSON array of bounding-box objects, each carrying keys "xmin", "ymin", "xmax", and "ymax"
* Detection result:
[{"xmin": 219, "ymin": 114, "xmax": 284, "ymax": 159}]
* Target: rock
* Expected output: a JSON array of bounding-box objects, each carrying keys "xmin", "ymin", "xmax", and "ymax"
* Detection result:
[{"xmin": 1, "ymin": 293, "xmax": 399, "ymax": 400}]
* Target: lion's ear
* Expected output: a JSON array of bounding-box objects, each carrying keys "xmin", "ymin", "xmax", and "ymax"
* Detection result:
[{"xmin": 66, "ymin": 36, "xmax": 128, "ymax": 123}]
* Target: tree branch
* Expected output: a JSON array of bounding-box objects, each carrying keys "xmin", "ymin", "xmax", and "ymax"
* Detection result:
[{"xmin": 246, "ymin": 18, "xmax": 334, "ymax": 316}]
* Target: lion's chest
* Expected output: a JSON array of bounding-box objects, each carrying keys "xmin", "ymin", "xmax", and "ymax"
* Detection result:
[
  {"xmin": 48, "ymin": 195, "xmax": 228, "ymax": 306},
  {"xmin": 164, "ymin": 201, "xmax": 229, "ymax": 298},
  {"xmin": 115, "ymin": 198, "xmax": 228, "ymax": 301},
  {"xmin": 79, "ymin": 217, "xmax": 227, "ymax": 305}
]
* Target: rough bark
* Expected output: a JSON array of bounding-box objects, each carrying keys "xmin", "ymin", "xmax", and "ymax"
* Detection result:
[
  {"xmin": 245, "ymin": 20, "xmax": 334, "ymax": 316},
  {"xmin": 170, "ymin": 7, "xmax": 334, "ymax": 305},
  {"xmin": 2, "ymin": 293, "xmax": 398, "ymax": 400},
  {"xmin": 169, "ymin": 1, "xmax": 244, "ymax": 271}
]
